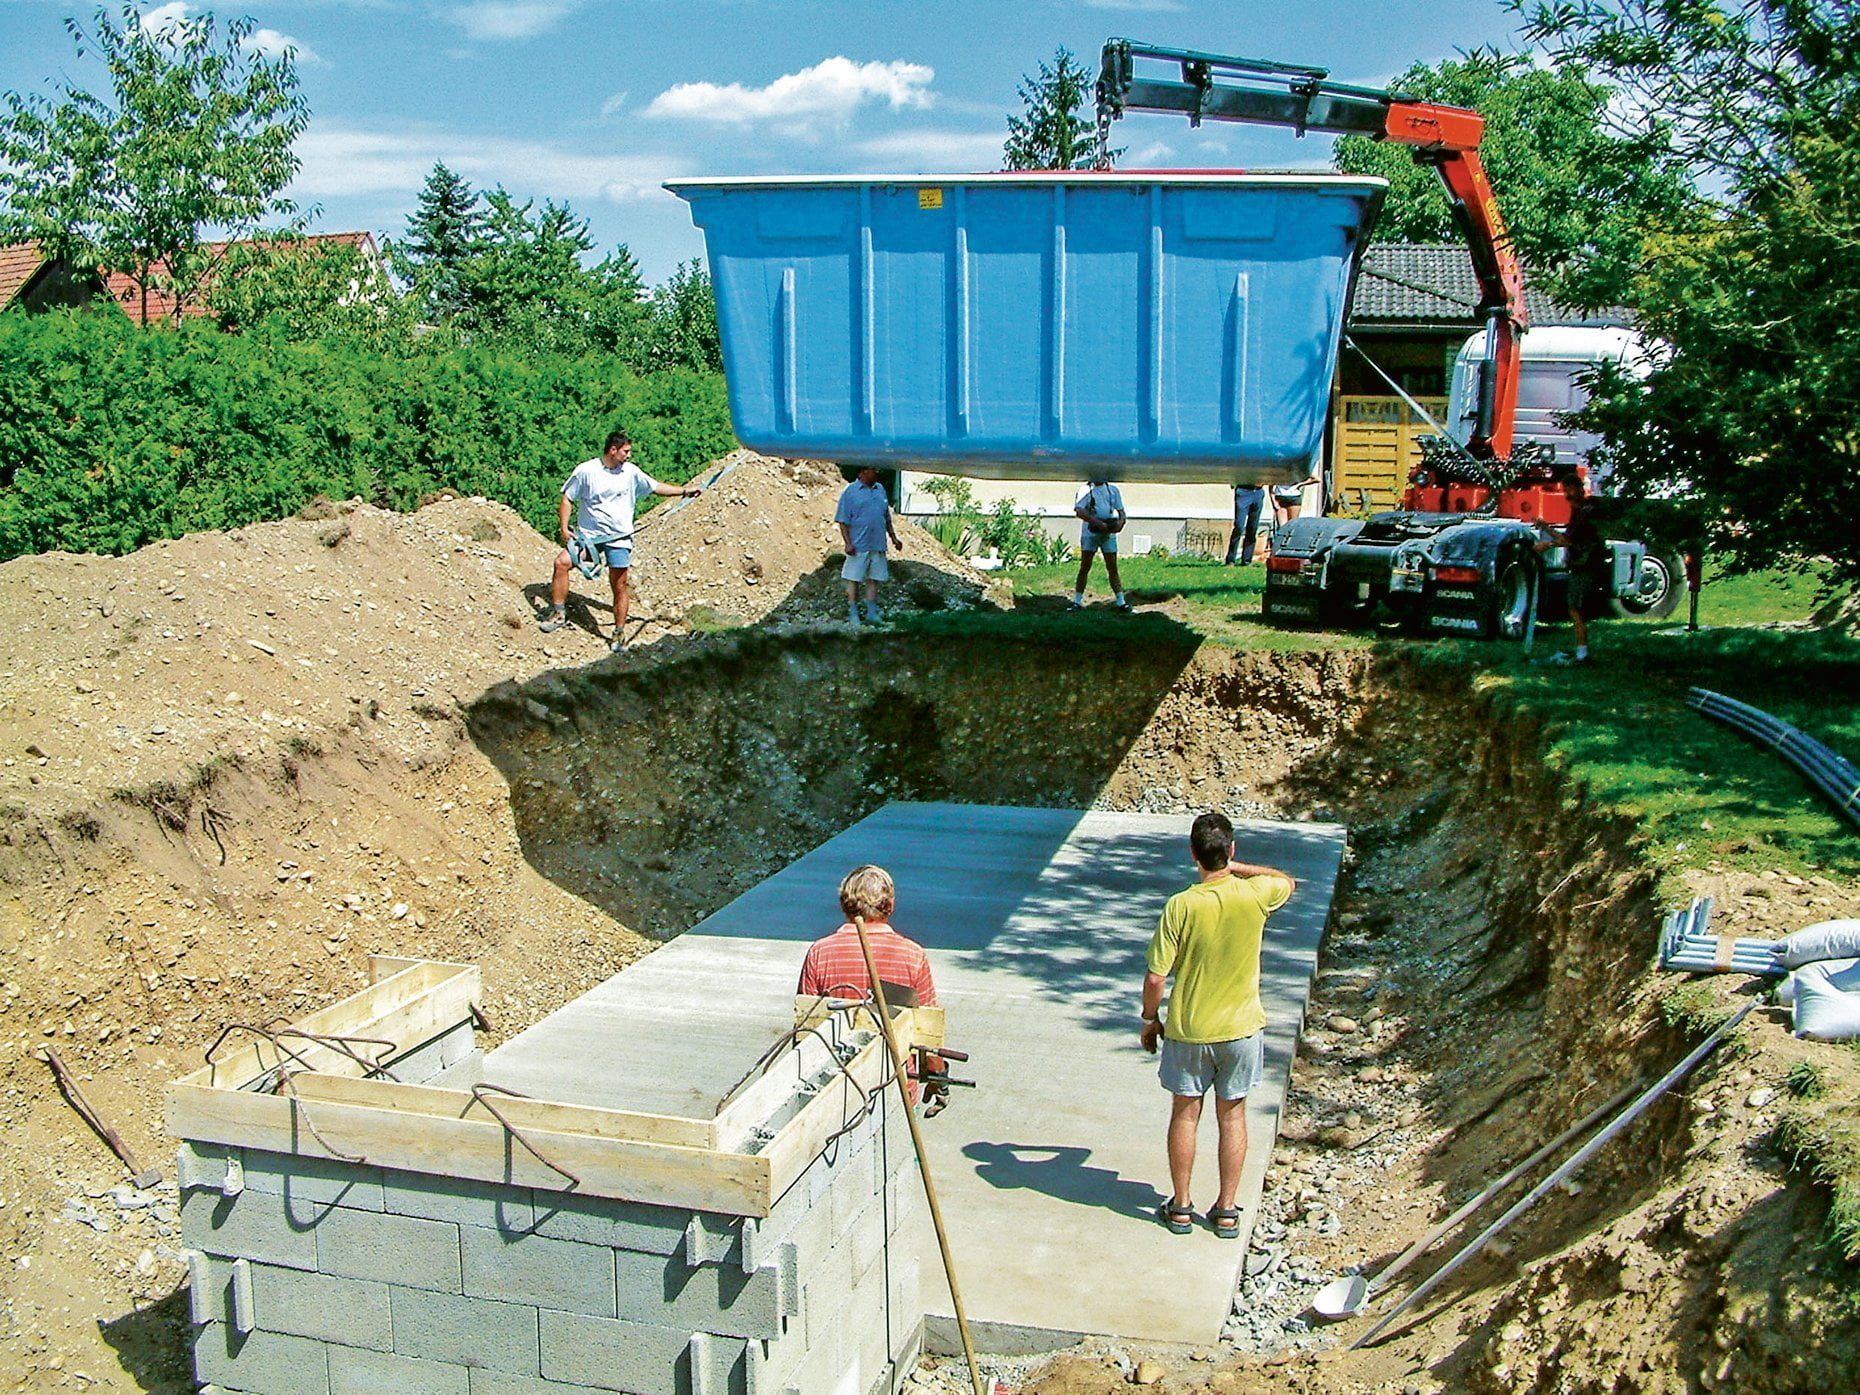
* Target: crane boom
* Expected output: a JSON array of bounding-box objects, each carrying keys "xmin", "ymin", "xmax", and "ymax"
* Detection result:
[{"xmin": 1096, "ymin": 38, "xmax": 1528, "ymax": 460}]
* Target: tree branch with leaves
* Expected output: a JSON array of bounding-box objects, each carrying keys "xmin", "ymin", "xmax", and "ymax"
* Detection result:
[{"xmin": 0, "ymin": 4, "xmax": 309, "ymax": 325}]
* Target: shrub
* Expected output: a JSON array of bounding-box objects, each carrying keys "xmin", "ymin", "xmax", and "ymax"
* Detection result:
[{"xmin": 0, "ymin": 311, "xmax": 735, "ymax": 558}]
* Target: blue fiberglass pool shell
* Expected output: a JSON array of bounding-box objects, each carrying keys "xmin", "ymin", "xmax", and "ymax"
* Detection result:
[{"xmin": 667, "ymin": 172, "xmax": 1386, "ymax": 484}]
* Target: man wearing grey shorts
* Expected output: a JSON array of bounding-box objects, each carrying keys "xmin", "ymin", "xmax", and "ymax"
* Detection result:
[{"xmin": 1140, "ymin": 812, "xmax": 1295, "ymax": 1239}]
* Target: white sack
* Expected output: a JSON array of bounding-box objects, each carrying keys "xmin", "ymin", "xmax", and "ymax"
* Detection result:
[
  {"xmin": 1776, "ymin": 919, "xmax": 1860, "ymax": 970},
  {"xmin": 1778, "ymin": 956, "xmax": 1860, "ymax": 1006},
  {"xmin": 1791, "ymin": 966, "xmax": 1860, "ymax": 1041}
]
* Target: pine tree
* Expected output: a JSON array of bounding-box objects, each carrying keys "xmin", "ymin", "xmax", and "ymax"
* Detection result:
[
  {"xmin": 1003, "ymin": 47, "xmax": 1100, "ymax": 171},
  {"xmin": 398, "ymin": 162, "xmax": 483, "ymax": 323}
]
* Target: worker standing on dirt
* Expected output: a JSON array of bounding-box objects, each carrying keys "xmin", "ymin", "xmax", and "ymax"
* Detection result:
[
  {"xmin": 1071, "ymin": 479, "xmax": 1130, "ymax": 610},
  {"xmin": 1140, "ymin": 811, "xmax": 1296, "ymax": 1239},
  {"xmin": 538, "ymin": 432, "xmax": 701, "ymax": 651},
  {"xmin": 1534, "ymin": 473, "xmax": 1606, "ymax": 664},
  {"xmin": 836, "ymin": 465, "xmax": 903, "ymax": 625}
]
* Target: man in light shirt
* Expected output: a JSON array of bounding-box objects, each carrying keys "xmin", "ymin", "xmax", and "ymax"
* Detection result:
[
  {"xmin": 835, "ymin": 465, "xmax": 903, "ymax": 625},
  {"xmin": 1071, "ymin": 479, "xmax": 1130, "ymax": 611},
  {"xmin": 538, "ymin": 431, "xmax": 701, "ymax": 651}
]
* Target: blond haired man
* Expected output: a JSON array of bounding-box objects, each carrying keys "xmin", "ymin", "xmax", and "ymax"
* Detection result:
[{"xmin": 798, "ymin": 865, "xmax": 942, "ymax": 1106}]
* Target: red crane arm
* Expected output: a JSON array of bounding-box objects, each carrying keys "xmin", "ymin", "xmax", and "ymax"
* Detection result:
[{"xmin": 1097, "ymin": 42, "xmax": 1531, "ymax": 461}]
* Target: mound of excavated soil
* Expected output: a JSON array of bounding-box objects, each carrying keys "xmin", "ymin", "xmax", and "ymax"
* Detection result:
[{"xmin": 626, "ymin": 449, "xmax": 1010, "ymax": 633}]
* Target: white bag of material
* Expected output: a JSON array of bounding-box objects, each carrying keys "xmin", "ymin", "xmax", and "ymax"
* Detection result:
[
  {"xmin": 1776, "ymin": 919, "xmax": 1860, "ymax": 970},
  {"xmin": 1791, "ymin": 964, "xmax": 1860, "ymax": 1041},
  {"xmin": 1778, "ymin": 957, "xmax": 1860, "ymax": 1006}
]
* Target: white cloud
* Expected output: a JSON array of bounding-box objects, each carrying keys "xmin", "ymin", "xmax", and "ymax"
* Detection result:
[
  {"xmin": 644, "ymin": 57, "xmax": 934, "ymax": 136},
  {"xmin": 138, "ymin": 2, "xmax": 195, "ymax": 35},
  {"xmin": 1081, "ymin": 0, "xmax": 1185, "ymax": 11},
  {"xmin": 137, "ymin": 4, "xmax": 317, "ymax": 62},
  {"xmin": 600, "ymin": 91, "xmax": 628, "ymax": 119},
  {"xmin": 444, "ymin": 2, "xmax": 575, "ymax": 42},
  {"xmin": 292, "ymin": 122, "xmax": 685, "ymax": 206},
  {"xmin": 244, "ymin": 27, "xmax": 319, "ymax": 63}
]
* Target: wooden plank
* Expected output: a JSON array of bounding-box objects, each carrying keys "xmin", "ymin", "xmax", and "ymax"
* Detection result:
[
  {"xmin": 791, "ymin": 998, "xmax": 945, "ymax": 1049},
  {"xmin": 368, "ymin": 954, "xmax": 452, "ymax": 984},
  {"xmin": 166, "ymin": 1081, "xmax": 771, "ymax": 1216},
  {"xmin": 175, "ymin": 963, "xmax": 479, "ymax": 1091},
  {"xmin": 289, "ymin": 1073, "xmax": 716, "ymax": 1151},
  {"xmin": 713, "ymin": 1028, "xmax": 844, "ymax": 1151},
  {"xmin": 761, "ymin": 1031, "xmax": 895, "ymax": 1199}
]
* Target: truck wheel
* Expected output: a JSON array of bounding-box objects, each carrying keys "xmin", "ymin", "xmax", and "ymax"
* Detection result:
[
  {"xmin": 1611, "ymin": 548, "xmax": 1683, "ymax": 620},
  {"xmin": 1479, "ymin": 562, "xmax": 1532, "ymax": 639}
]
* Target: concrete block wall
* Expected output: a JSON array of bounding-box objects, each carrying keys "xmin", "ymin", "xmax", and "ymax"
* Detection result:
[{"xmin": 179, "ymin": 1077, "xmax": 924, "ymax": 1395}]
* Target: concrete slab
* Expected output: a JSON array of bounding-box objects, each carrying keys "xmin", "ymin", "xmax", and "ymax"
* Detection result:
[{"xmin": 487, "ymin": 803, "xmax": 1343, "ymax": 1347}]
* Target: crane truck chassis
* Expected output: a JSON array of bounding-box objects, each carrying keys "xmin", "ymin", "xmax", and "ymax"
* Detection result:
[{"xmin": 1095, "ymin": 39, "xmax": 1676, "ymax": 640}]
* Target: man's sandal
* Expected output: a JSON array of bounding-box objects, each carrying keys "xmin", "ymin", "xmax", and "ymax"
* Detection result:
[
  {"xmin": 1208, "ymin": 1206, "xmax": 1241, "ymax": 1240},
  {"xmin": 1156, "ymin": 1201, "xmax": 1194, "ymax": 1235}
]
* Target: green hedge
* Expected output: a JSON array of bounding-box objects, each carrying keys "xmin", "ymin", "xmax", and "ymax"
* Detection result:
[{"xmin": 0, "ymin": 311, "xmax": 737, "ymax": 559}]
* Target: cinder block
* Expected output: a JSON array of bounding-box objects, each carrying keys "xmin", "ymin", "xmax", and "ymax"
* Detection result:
[
  {"xmin": 469, "ymin": 1371, "xmax": 624, "ymax": 1395},
  {"xmin": 249, "ymin": 1261, "xmax": 393, "ymax": 1351},
  {"xmin": 389, "ymin": 1286, "xmax": 540, "ymax": 1376},
  {"xmin": 182, "ymin": 1188, "xmax": 318, "ymax": 1271},
  {"xmin": 383, "ymin": 1169, "xmax": 537, "ymax": 1234},
  {"xmin": 177, "ymin": 1140, "xmax": 235, "ymax": 1192},
  {"xmin": 193, "ymin": 1321, "xmax": 330, "ymax": 1395},
  {"xmin": 537, "ymin": 1310, "xmax": 743, "ymax": 1395},
  {"xmin": 317, "ymin": 1207, "xmax": 463, "ymax": 1293},
  {"xmin": 613, "ymin": 1248, "xmax": 786, "ymax": 1341},
  {"xmin": 531, "ymin": 1192, "xmax": 689, "ymax": 1256},
  {"xmin": 684, "ymin": 1212, "xmax": 744, "ymax": 1267},
  {"xmin": 242, "ymin": 1148, "xmax": 386, "ymax": 1213},
  {"xmin": 329, "ymin": 1345, "xmax": 470, "ymax": 1395},
  {"xmin": 461, "ymin": 1226, "xmax": 615, "ymax": 1317},
  {"xmin": 383, "ymin": 1021, "xmax": 477, "ymax": 1086},
  {"xmin": 431, "ymin": 1049, "xmax": 487, "ymax": 1088}
]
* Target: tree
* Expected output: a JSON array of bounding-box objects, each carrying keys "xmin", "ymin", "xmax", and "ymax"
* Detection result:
[
  {"xmin": 643, "ymin": 260, "xmax": 722, "ymax": 373},
  {"xmin": 1333, "ymin": 49, "xmax": 1694, "ymax": 310},
  {"xmin": 0, "ymin": 5, "xmax": 308, "ymax": 325},
  {"xmin": 452, "ymin": 190, "xmax": 648, "ymax": 358},
  {"xmin": 1004, "ymin": 47, "xmax": 1101, "ymax": 171},
  {"xmin": 1514, "ymin": 0, "xmax": 1860, "ymax": 586},
  {"xmin": 206, "ymin": 236, "xmax": 417, "ymax": 350},
  {"xmin": 396, "ymin": 162, "xmax": 484, "ymax": 325}
]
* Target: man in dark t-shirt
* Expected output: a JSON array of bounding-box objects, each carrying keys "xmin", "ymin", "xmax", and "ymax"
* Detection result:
[{"xmin": 1535, "ymin": 475, "xmax": 1609, "ymax": 663}]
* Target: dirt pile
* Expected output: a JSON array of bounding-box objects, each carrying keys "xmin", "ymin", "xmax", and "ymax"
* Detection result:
[{"xmin": 624, "ymin": 449, "xmax": 1010, "ymax": 636}]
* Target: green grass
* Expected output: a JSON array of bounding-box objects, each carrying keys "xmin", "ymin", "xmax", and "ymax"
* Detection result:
[{"xmin": 902, "ymin": 551, "xmax": 1859, "ymax": 880}]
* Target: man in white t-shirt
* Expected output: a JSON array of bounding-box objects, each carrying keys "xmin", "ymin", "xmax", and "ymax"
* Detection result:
[
  {"xmin": 835, "ymin": 465, "xmax": 903, "ymax": 625},
  {"xmin": 538, "ymin": 431, "xmax": 702, "ymax": 651},
  {"xmin": 1070, "ymin": 479, "xmax": 1130, "ymax": 611}
]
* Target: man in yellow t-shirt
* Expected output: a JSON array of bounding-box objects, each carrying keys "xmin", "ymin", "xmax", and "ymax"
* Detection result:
[{"xmin": 1140, "ymin": 811, "xmax": 1295, "ymax": 1239}]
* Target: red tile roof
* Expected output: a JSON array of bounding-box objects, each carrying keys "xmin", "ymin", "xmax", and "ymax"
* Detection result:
[
  {"xmin": 90, "ymin": 232, "xmax": 384, "ymax": 324},
  {"xmin": 0, "ymin": 241, "xmax": 52, "ymax": 308}
]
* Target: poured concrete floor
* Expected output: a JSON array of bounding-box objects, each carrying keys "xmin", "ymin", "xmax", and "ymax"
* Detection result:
[{"xmin": 489, "ymin": 802, "xmax": 1343, "ymax": 1348}]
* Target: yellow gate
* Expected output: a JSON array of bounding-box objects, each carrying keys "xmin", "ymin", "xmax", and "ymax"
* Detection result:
[{"xmin": 1330, "ymin": 396, "xmax": 1446, "ymax": 513}]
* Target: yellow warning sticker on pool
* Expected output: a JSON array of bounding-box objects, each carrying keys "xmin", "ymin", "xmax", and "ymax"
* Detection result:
[{"xmin": 918, "ymin": 188, "xmax": 943, "ymax": 210}]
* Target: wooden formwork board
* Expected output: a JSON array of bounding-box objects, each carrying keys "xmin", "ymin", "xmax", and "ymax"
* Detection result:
[{"xmin": 168, "ymin": 959, "xmax": 936, "ymax": 1217}]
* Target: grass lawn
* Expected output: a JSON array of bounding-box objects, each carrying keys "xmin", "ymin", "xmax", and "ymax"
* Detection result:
[{"xmin": 898, "ymin": 554, "xmax": 1858, "ymax": 881}]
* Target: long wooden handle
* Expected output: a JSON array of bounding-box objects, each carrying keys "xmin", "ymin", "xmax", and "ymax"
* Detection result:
[
  {"xmin": 852, "ymin": 918, "xmax": 986, "ymax": 1395},
  {"xmin": 41, "ymin": 1047, "xmax": 150, "ymax": 1178}
]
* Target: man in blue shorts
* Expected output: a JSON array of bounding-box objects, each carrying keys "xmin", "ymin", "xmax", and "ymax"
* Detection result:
[
  {"xmin": 1140, "ymin": 811, "xmax": 1296, "ymax": 1238},
  {"xmin": 538, "ymin": 431, "xmax": 701, "ymax": 651}
]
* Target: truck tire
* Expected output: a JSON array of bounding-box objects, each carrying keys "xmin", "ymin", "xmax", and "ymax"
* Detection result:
[
  {"xmin": 1611, "ymin": 548, "xmax": 1683, "ymax": 620},
  {"xmin": 1478, "ymin": 562, "xmax": 1532, "ymax": 640}
]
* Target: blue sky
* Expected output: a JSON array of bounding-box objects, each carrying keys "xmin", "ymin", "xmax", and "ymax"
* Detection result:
[{"xmin": 0, "ymin": 1, "xmax": 1529, "ymax": 283}]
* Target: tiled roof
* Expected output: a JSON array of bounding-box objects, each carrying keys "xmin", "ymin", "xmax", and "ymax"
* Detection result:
[
  {"xmin": 0, "ymin": 241, "xmax": 50, "ymax": 307},
  {"xmin": 1352, "ymin": 244, "xmax": 1629, "ymax": 328},
  {"xmin": 103, "ymin": 232, "xmax": 383, "ymax": 324}
]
